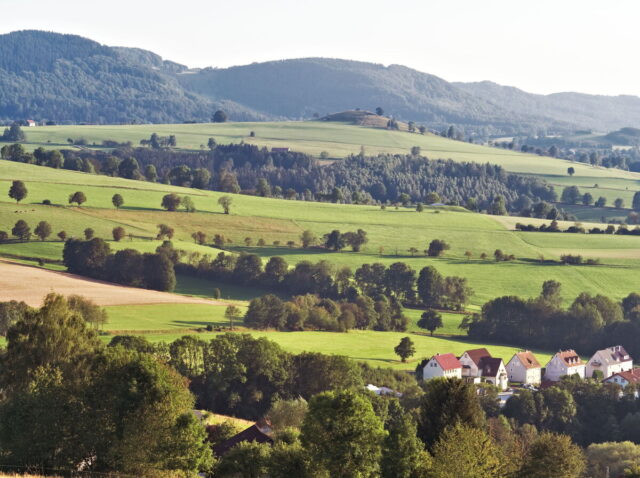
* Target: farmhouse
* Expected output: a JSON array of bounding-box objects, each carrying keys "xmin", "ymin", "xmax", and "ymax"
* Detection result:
[
  {"xmin": 458, "ymin": 348, "xmax": 508, "ymax": 390},
  {"xmin": 586, "ymin": 345, "xmax": 633, "ymax": 379},
  {"xmin": 212, "ymin": 419, "xmax": 273, "ymax": 457},
  {"xmin": 544, "ymin": 349, "xmax": 585, "ymax": 382},
  {"xmin": 26, "ymin": 119, "xmax": 36, "ymax": 127},
  {"xmin": 423, "ymin": 353, "xmax": 462, "ymax": 380},
  {"xmin": 603, "ymin": 369, "xmax": 640, "ymax": 389},
  {"xmin": 506, "ymin": 350, "xmax": 542, "ymax": 385}
]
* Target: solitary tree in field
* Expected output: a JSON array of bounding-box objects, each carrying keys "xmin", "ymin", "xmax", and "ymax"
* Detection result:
[
  {"xmin": 182, "ymin": 196, "xmax": 196, "ymax": 213},
  {"xmin": 84, "ymin": 228, "xmax": 94, "ymax": 240},
  {"xmin": 218, "ymin": 196, "xmax": 232, "ymax": 214},
  {"xmin": 68, "ymin": 191, "xmax": 87, "ymax": 206},
  {"xmin": 8, "ymin": 180, "xmax": 27, "ymax": 203},
  {"xmin": 156, "ymin": 224, "xmax": 175, "ymax": 240},
  {"xmin": 394, "ymin": 337, "xmax": 416, "ymax": 362},
  {"xmin": 427, "ymin": 239, "xmax": 450, "ymax": 257},
  {"xmin": 207, "ymin": 138, "xmax": 217, "ymax": 150},
  {"xmin": 411, "ymin": 146, "xmax": 421, "ymax": 156},
  {"xmin": 225, "ymin": 305, "xmax": 242, "ymax": 330},
  {"xmin": 375, "ymin": 107, "xmax": 384, "ymax": 116},
  {"xmin": 57, "ymin": 230, "xmax": 67, "ymax": 241},
  {"xmin": 11, "ymin": 220, "xmax": 30, "ymax": 241},
  {"xmin": 161, "ymin": 193, "xmax": 181, "ymax": 211},
  {"xmin": 464, "ymin": 250, "xmax": 473, "ymax": 261},
  {"xmin": 191, "ymin": 231, "xmax": 206, "ymax": 245},
  {"xmin": 300, "ymin": 230, "xmax": 318, "ymax": 248},
  {"xmin": 213, "ymin": 110, "xmax": 228, "ymax": 123},
  {"xmin": 408, "ymin": 247, "xmax": 418, "ymax": 257},
  {"xmin": 416, "ymin": 203, "xmax": 424, "ymax": 212},
  {"xmin": 34, "ymin": 221, "xmax": 52, "ymax": 241},
  {"xmin": 112, "ymin": 194, "xmax": 124, "ymax": 209},
  {"xmin": 244, "ymin": 237, "xmax": 253, "ymax": 247},
  {"xmin": 418, "ymin": 309, "xmax": 443, "ymax": 336},
  {"xmin": 112, "ymin": 227, "xmax": 126, "ymax": 242},
  {"xmin": 567, "ymin": 167, "xmax": 575, "ymax": 176},
  {"xmin": 615, "ymin": 198, "xmax": 625, "ymax": 209}
]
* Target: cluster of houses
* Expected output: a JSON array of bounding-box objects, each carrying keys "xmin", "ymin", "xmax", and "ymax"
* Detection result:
[{"xmin": 422, "ymin": 345, "xmax": 638, "ymax": 390}]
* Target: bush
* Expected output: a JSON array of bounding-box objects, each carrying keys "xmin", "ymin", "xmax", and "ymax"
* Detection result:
[{"xmin": 42, "ymin": 199, "xmax": 51, "ymax": 205}]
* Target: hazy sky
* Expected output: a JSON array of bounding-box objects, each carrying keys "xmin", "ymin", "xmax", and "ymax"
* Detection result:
[{"xmin": 1, "ymin": 0, "xmax": 637, "ymax": 96}]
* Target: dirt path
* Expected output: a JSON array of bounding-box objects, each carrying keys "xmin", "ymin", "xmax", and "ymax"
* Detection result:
[{"xmin": 0, "ymin": 259, "xmax": 224, "ymax": 307}]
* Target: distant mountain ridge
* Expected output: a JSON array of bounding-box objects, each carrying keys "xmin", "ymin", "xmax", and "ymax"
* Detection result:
[{"xmin": 1, "ymin": 30, "xmax": 639, "ymax": 134}]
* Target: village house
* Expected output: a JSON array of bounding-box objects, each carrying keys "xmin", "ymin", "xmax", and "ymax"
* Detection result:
[
  {"xmin": 586, "ymin": 345, "xmax": 633, "ymax": 379},
  {"xmin": 506, "ymin": 350, "xmax": 542, "ymax": 385},
  {"xmin": 603, "ymin": 369, "xmax": 640, "ymax": 389},
  {"xmin": 422, "ymin": 353, "xmax": 462, "ymax": 380},
  {"xmin": 458, "ymin": 348, "xmax": 508, "ymax": 390},
  {"xmin": 26, "ymin": 119, "xmax": 36, "ymax": 127},
  {"xmin": 544, "ymin": 349, "xmax": 585, "ymax": 381}
]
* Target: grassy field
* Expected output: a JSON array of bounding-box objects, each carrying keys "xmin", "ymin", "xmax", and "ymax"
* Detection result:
[
  {"xmin": 0, "ymin": 157, "xmax": 639, "ymax": 369},
  {"xmin": 1, "ymin": 160, "xmax": 640, "ymax": 306}
]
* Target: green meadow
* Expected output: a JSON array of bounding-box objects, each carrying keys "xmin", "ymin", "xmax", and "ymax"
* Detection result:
[{"xmin": 0, "ymin": 156, "xmax": 639, "ymax": 368}]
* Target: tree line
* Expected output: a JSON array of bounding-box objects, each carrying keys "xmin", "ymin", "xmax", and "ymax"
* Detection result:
[
  {"xmin": 177, "ymin": 252, "xmax": 472, "ymax": 311},
  {"xmin": 1, "ymin": 142, "xmax": 563, "ymax": 214},
  {"xmin": 63, "ymin": 238, "xmax": 176, "ymax": 291},
  {"xmin": 461, "ymin": 280, "xmax": 640, "ymax": 357}
]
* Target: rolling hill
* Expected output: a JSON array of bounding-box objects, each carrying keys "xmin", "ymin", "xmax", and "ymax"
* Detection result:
[{"xmin": 3, "ymin": 30, "xmax": 640, "ymax": 133}]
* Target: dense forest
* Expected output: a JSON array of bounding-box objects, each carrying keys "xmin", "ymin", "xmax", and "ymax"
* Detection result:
[{"xmin": 2, "ymin": 141, "xmax": 560, "ymax": 213}]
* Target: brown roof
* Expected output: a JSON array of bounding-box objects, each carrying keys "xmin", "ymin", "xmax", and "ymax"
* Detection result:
[
  {"xmin": 557, "ymin": 349, "xmax": 583, "ymax": 367},
  {"xmin": 463, "ymin": 348, "xmax": 492, "ymax": 367},
  {"xmin": 608, "ymin": 369, "xmax": 640, "ymax": 384},
  {"xmin": 515, "ymin": 350, "xmax": 541, "ymax": 369},
  {"xmin": 433, "ymin": 353, "xmax": 462, "ymax": 371},
  {"xmin": 480, "ymin": 357, "xmax": 504, "ymax": 378},
  {"xmin": 212, "ymin": 424, "xmax": 274, "ymax": 456}
]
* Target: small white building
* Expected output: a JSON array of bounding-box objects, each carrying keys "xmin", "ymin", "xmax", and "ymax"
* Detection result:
[
  {"xmin": 480, "ymin": 357, "xmax": 509, "ymax": 390},
  {"xmin": 603, "ymin": 369, "xmax": 640, "ymax": 389},
  {"xmin": 544, "ymin": 350, "xmax": 585, "ymax": 382},
  {"xmin": 506, "ymin": 350, "xmax": 542, "ymax": 385},
  {"xmin": 26, "ymin": 119, "xmax": 36, "ymax": 127},
  {"xmin": 423, "ymin": 353, "xmax": 462, "ymax": 380},
  {"xmin": 586, "ymin": 345, "xmax": 633, "ymax": 379}
]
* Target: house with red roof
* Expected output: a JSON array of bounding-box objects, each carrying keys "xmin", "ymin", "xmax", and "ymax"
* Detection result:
[
  {"xmin": 586, "ymin": 345, "xmax": 633, "ymax": 379},
  {"xmin": 506, "ymin": 350, "xmax": 542, "ymax": 385},
  {"xmin": 603, "ymin": 369, "xmax": 640, "ymax": 389},
  {"xmin": 459, "ymin": 348, "xmax": 508, "ymax": 390},
  {"xmin": 422, "ymin": 353, "xmax": 462, "ymax": 380},
  {"xmin": 544, "ymin": 349, "xmax": 585, "ymax": 382}
]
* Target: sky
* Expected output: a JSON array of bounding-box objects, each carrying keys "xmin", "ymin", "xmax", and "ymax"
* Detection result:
[{"xmin": 0, "ymin": 0, "xmax": 637, "ymax": 96}]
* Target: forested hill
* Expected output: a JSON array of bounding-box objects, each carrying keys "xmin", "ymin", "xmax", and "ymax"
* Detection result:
[
  {"xmin": 4, "ymin": 30, "xmax": 640, "ymax": 134},
  {"xmin": 0, "ymin": 30, "xmax": 268, "ymax": 124},
  {"xmin": 455, "ymin": 81, "xmax": 640, "ymax": 133}
]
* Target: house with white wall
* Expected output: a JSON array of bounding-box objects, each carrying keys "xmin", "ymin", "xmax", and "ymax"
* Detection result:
[
  {"xmin": 506, "ymin": 351, "xmax": 542, "ymax": 385},
  {"xmin": 586, "ymin": 345, "xmax": 633, "ymax": 379},
  {"xmin": 423, "ymin": 353, "xmax": 462, "ymax": 380},
  {"xmin": 458, "ymin": 348, "xmax": 508, "ymax": 389},
  {"xmin": 544, "ymin": 350, "xmax": 585, "ymax": 381}
]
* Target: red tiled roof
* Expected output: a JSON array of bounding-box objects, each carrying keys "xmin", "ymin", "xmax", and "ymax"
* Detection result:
[
  {"xmin": 464, "ymin": 348, "xmax": 492, "ymax": 367},
  {"xmin": 557, "ymin": 349, "xmax": 583, "ymax": 367},
  {"xmin": 515, "ymin": 351, "xmax": 541, "ymax": 369},
  {"xmin": 433, "ymin": 353, "xmax": 462, "ymax": 371},
  {"xmin": 608, "ymin": 369, "xmax": 640, "ymax": 384}
]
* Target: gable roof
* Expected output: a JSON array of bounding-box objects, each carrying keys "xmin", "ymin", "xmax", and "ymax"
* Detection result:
[
  {"xmin": 432, "ymin": 353, "xmax": 462, "ymax": 371},
  {"xmin": 593, "ymin": 345, "xmax": 632, "ymax": 365},
  {"xmin": 480, "ymin": 357, "xmax": 504, "ymax": 378},
  {"xmin": 606, "ymin": 369, "xmax": 640, "ymax": 384},
  {"xmin": 212, "ymin": 424, "xmax": 274, "ymax": 456},
  {"xmin": 556, "ymin": 349, "xmax": 583, "ymax": 367},
  {"xmin": 463, "ymin": 348, "xmax": 492, "ymax": 367},
  {"xmin": 513, "ymin": 350, "xmax": 541, "ymax": 369}
]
